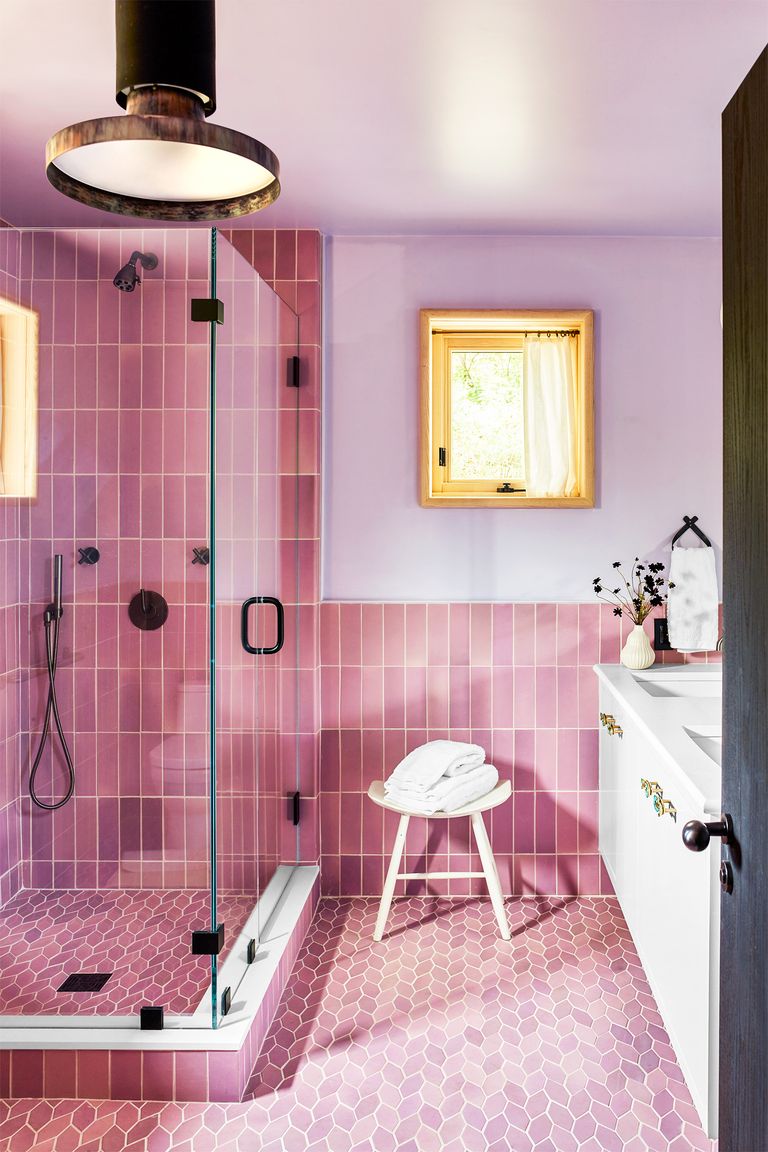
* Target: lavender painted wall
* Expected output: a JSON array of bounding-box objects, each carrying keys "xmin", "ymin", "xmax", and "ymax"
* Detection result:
[{"xmin": 323, "ymin": 235, "xmax": 723, "ymax": 602}]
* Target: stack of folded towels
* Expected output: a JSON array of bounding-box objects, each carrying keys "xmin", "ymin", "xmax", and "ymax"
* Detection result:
[{"xmin": 384, "ymin": 740, "xmax": 498, "ymax": 815}]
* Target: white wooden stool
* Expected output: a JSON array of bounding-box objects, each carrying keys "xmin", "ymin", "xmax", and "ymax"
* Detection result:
[{"xmin": 367, "ymin": 778, "xmax": 512, "ymax": 942}]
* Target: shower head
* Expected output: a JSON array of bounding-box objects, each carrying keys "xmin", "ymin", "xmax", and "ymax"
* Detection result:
[{"xmin": 113, "ymin": 250, "xmax": 159, "ymax": 292}]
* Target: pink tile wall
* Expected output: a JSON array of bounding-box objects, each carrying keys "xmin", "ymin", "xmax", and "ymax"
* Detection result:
[
  {"xmin": 16, "ymin": 228, "xmax": 213, "ymax": 889},
  {"xmin": 0, "ymin": 227, "xmax": 24, "ymax": 906},
  {"xmin": 319, "ymin": 602, "xmax": 721, "ymax": 897},
  {"xmin": 5, "ymin": 227, "xmax": 322, "ymax": 898}
]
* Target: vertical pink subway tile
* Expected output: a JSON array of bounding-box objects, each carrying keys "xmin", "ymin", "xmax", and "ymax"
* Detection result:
[
  {"xmin": 578, "ymin": 855, "xmax": 601, "ymax": 894},
  {"xmin": 578, "ymin": 729, "xmax": 599, "ymax": 790},
  {"xmin": 557, "ymin": 729, "xmax": 580, "ymax": 790},
  {"xmin": 208, "ymin": 1052, "xmax": 240, "ymax": 1103},
  {"xmin": 405, "ymin": 604, "xmax": 427, "ymax": 666},
  {"xmin": 577, "ymin": 666, "xmax": 599, "ymax": 727},
  {"xmin": 578, "ymin": 603, "xmax": 600, "ymax": 665},
  {"xmin": 449, "ymin": 666, "xmax": 470, "ymax": 729},
  {"xmin": 174, "ymin": 1053, "xmax": 209, "ymax": 1102},
  {"xmin": 338, "ymin": 668, "xmax": 363, "ymax": 728},
  {"xmin": 361, "ymin": 603, "xmax": 383, "ymax": 665},
  {"xmin": 470, "ymin": 667, "xmax": 492, "ymax": 728},
  {"xmin": 557, "ymin": 666, "xmax": 580, "ymax": 728},
  {"xmin": 470, "ymin": 603, "xmax": 492, "ymax": 666},
  {"xmin": 578, "ymin": 791, "xmax": 599, "ymax": 853},
  {"xmin": 513, "ymin": 666, "xmax": 535, "ymax": 728},
  {"xmin": 426, "ymin": 603, "xmax": 450, "ymax": 665},
  {"xmin": 405, "ymin": 666, "xmax": 427, "ymax": 729},
  {"xmin": 449, "ymin": 603, "xmax": 470, "ymax": 666},
  {"xmin": 339, "ymin": 603, "xmax": 362, "ymax": 666},
  {"xmin": 492, "ymin": 604, "xmax": 514, "ymax": 665},
  {"xmin": 534, "ymin": 728, "xmax": 558, "ymax": 792},
  {"xmin": 426, "ymin": 665, "xmax": 450, "ymax": 730},
  {"xmin": 320, "ymin": 602, "xmax": 340, "ymax": 666},
  {"xmin": 535, "ymin": 667, "xmax": 557, "ymax": 728},
  {"xmin": 556, "ymin": 793, "xmax": 580, "ymax": 855},
  {"xmin": 514, "ymin": 604, "xmax": 535, "ymax": 664},
  {"xmin": 513, "ymin": 728, "xmax": 538, "ymax": 792},
  {"xmin": 492, "ymin": 666, "xmax": 514, "ymax": 728},
  {"xmin": 383, "ymin": 666, "xmax": 405, "ymax": 729},
  {"xmin": 11, "ymin": 1051, "xmax": 43, "ymax": 1097},
  {"xmin": 514, "ymin": 792, "xmax": 535, "ymax": 854},
  {"xmin": 535, "ymin": 855, "xmax": 557, "ymax": 895},
  {"xmin": 76, "ymin": 1052, "xmax": 109, "ymax": 1103},
  {"xmin": 599, "ymin": 604, "xmax": 623, "ymax": 663},
  {"xmin": 362, "ymin": 665, "xmax": 384, "ymax": 728},
  {"xmin": 556, "ymin": 604, "xmax": 579, "ymax": 664},
  {"xmin": 297, "ymin": 229, "xmax": 321, "ymax": 280},
  {"xmin": 275, "ymin": 230, "xmax": 297, "ymax": 280},
  {"xmin": 535, "ymin": 604, "xmax": 557, "ymax": 664},
  {"xmin": 382, "ymin": 604, "xmax": 405, "ymax": 665}
]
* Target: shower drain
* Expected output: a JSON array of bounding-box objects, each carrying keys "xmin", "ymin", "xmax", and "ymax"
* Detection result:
[{"xmin": 57, "ymin": 973, "xmax": 112, "ymax": 993}]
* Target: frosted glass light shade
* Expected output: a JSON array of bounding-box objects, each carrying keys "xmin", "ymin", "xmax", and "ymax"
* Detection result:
[{"xmin": 54, "ymin": 138, "xmax": 275, "ymax": 202}]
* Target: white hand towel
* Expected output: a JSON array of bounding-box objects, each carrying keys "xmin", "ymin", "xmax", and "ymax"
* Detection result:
[
  {"xmin": 385, "ymin": 764, "xmax": 499, "ymax": 815},
  {"xmin": 667, "ymin": 546, "xmax": 719, "ymax": 652},
  {"xmin": 385, "ymin": 740, "xmax": 485, "ymax": 793}
]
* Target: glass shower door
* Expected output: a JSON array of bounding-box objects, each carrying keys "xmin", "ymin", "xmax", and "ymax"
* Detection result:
[{"xmin": 209, "ymin": 229, "xmax": 299, "ymax": 1026}]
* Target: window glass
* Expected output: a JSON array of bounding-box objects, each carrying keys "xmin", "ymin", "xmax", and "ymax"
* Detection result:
[{"xmin": 449, "ymin": 349, "xmax": 524, "ymax": 481}]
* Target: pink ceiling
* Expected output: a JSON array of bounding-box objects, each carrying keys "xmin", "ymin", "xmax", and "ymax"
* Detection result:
[{"xmin": 1, "ymin": 0, "xmax": 766, "ymax": 235}]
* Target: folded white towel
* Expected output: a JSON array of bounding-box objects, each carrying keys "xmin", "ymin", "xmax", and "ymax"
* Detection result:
[
  {"xmin": 385, "ymin": 740, "xmax": 485, "ymax": 794},
  {"xmin": 667, "ymin": 546, "xmax": 719, "ymax": 652},
  {"xmin": 385, "ymin": 764, "xmax": 499, "ymax": 815}
]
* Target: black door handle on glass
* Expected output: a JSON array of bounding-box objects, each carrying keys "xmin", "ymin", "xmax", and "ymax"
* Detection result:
[
  {"xmin": 682, "ymin": 813, "xmax": 733, "ymax": 852},
  {"xmin": 241, "ymin": 596, "xmax": 285, "ymax": 655}
]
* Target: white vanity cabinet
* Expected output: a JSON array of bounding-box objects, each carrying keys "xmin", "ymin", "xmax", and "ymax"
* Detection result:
[{"xmin": 596, "ymin": 670, "xmax": 720, "ymax": 1138}]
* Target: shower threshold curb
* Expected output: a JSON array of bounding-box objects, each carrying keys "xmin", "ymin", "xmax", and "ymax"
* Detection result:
[{"xmin": 0, "ymin": 865, "xmax": 319, "ymax": 1053}]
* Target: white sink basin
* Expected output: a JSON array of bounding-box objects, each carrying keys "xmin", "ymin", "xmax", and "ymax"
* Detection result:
[
  {"xmin": 684, "ymin": 726, "xmax": 722, "ymax": 766},
  {"xmin": 632, "ymin": 671, "xmax": 722, "ymax": 698}
]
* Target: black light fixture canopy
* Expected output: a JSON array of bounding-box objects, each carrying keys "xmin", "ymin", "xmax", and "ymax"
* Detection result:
[{"xmin": 46, "ymin": 0, "xmax": 280, "ymax": 221}]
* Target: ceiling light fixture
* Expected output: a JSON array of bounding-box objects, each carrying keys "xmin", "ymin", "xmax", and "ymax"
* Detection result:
[{"xmin": 45, "ymin": 0, "xmax": 280, "ymax": 221}]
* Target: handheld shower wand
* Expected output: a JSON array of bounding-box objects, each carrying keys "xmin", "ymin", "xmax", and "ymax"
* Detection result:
[
  {"xmin": 29, "ymin": 554, "xmax": 75, "ymax": 810},
  {"xmin": 51, "ymin": 553, "xmax": 63, "ymax": 620}
]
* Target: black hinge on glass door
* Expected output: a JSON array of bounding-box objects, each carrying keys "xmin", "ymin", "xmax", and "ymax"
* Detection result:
[
  {"xmin": 438, "ymin": 447, "xmax": 446, "ymax": 467},
  {"xmin": 287, "ymin": 355, "xmax": 301, "ymax": 388},
  {"xmin": 241, "ymin": 596, "xmax": 285, "ymax": 655}
]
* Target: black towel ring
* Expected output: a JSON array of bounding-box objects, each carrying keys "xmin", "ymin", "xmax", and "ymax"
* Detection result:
[{"xmin": 671, "ymin": 515, "xmax": 712, "ymax": 548}]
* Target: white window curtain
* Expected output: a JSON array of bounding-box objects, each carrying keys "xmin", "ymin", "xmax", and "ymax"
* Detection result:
[{"xmin": 522, "ymin": 334, "xmax": 578, "ymax": 497}]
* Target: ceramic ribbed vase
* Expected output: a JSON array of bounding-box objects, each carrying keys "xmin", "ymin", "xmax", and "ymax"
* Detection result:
[{"xmin": 620, "ymin": 622, "xmax": 655, "ymax": 670}]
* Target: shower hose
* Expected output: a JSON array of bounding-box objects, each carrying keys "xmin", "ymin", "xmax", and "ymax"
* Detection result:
[{"xmin": 28, "ymin": 606, "xmax": 75, "ymax": 810}]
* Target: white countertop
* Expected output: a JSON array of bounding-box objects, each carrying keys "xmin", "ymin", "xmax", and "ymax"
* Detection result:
[{"xmin": 593, "ymin": 663, "xmax": 722, "ymax": 814}]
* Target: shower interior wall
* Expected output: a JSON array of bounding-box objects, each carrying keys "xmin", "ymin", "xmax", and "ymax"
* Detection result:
[{"xmin": 0, "ymin": 225, "xmax": 322, "ymax": 911}]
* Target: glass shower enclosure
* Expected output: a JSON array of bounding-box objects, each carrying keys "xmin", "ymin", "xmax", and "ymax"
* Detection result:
[{"xmin": 1, "ymin": 225, "xmax": 300, "ymax": 1031}]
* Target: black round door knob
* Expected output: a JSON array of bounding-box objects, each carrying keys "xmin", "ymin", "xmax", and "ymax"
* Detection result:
[{"xmin": 682, "ymin": 813, "xmax": 733, "ymax": 852}]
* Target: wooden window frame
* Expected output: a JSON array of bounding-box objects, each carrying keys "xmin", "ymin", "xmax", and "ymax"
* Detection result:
[{"xmin": 420, "ymin": 309, "xmax": 594, "ymax": 508}]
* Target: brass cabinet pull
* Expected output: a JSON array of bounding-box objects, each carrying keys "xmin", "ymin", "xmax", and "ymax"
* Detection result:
[
  {"xmin": 640, "ymin": 779, "xmax": 677, "ymax": 821},
  {"xmin": 653, "ymin": 794, "xmax": 677, "ymax": 822}
]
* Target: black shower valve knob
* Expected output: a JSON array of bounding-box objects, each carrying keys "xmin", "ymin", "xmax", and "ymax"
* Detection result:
[
  {"xmin": 128, "ymin": 589, "xmax": 169, "ymax": 631},
  {"xmin": 78, "ymin": 546, "xmax": 100, "ymax": 566}
]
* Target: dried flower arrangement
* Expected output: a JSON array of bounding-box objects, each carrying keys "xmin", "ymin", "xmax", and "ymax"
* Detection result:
[{"xmin": 592, "ymin": 560, "xmax": 674, "ymax": 625}]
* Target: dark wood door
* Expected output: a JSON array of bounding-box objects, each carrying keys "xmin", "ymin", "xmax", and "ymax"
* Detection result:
[{"xmin": 722, "ymin": 43, "xmax": 768, "ymax": 1152}]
